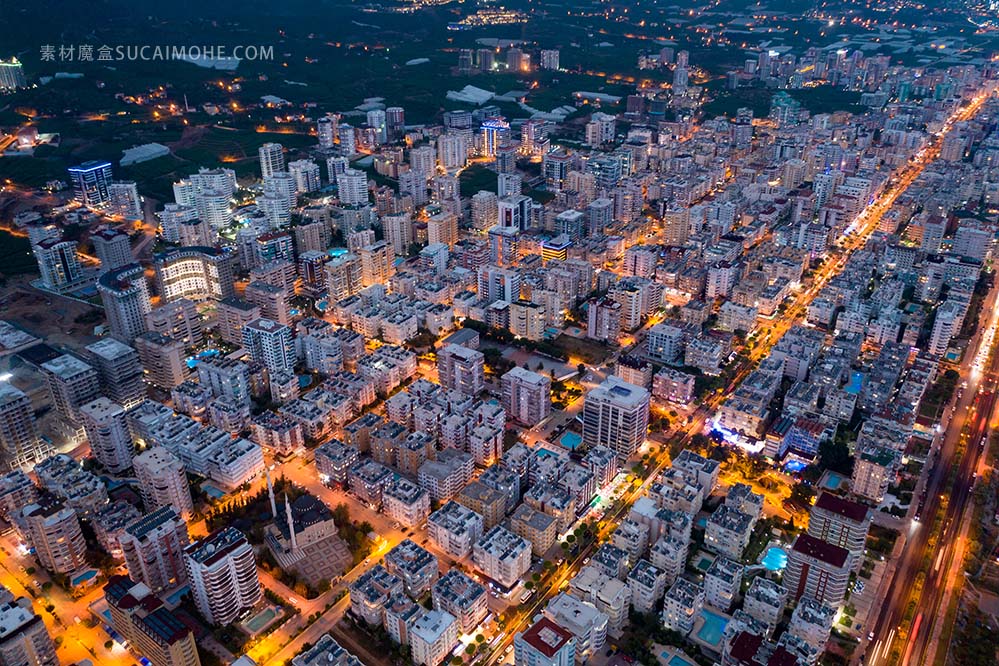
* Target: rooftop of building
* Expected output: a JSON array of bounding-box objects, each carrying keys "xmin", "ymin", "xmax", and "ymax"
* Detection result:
[
  {"xmin": 791, "ymin": 533, "xmax": 850, "ymax": 569},
  {"xmin": 813, "ymin": 492, "xmax": 871, "ymax": 523},
  {"xmin": 519, "ymin": 616, "xmax": 574, "ymax": 658}
]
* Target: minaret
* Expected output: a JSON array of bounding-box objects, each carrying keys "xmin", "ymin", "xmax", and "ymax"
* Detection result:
[
  {"xmin": 266, "ymin": 469, "xmax": 277, "ymax": 518},
  {"xmin": 285, "ymin": 492, "xmax": 297, "ymax": 552}
]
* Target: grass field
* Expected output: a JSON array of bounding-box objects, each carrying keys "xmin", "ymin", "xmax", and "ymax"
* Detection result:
[
  {"xmin": 0, "ymin": 157, "xmax": 67, "ymax": 188},
  {"xmin": 0, "ymin": 231, "xmax": 38, "ymax": 276},
  {"xmin": 704, "ymin": 84, "xmax": 865, "ymax": 119},
  {"xmin": 459, "ymin": 163, "xmax": 499, "ymax": 198},
  {"xmin": 553, "ymin": 334, "xmax": 612, "ymax": 365}
]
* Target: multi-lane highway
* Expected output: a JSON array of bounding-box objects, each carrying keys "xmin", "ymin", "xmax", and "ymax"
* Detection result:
[
  {"xmin": 857, "ymin": 90, "xmax": 997, "ymax": 666},
  {"xmin": 865, "ymin": 255, "xmax": 999, "ymax": 666}
]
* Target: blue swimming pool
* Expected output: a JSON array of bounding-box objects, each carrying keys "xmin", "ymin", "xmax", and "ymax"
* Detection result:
[
  {"xmin": 559, "ymin": 432, "xmax": 582, "ymax": 450},
  {"xmin": 71, "ymin": 569, "xmax": 98, "ymax": 586},
  {"xmin": 784, "ymin": 459, "xmax": 808, "ymax": 473},
  {"xmin": 762, "ymin": 546, "xmax": 788, "ymax": 572},
  {"xmin": 203, "ymin": 484, "xmax": 226, "ymax": 499},
  {"xmin": 164, "ymin": 585, "xmax": 189, "ymax": 606},
  {"xmin": 845, "ymin": 371, "xmax": 864, "ymax": 395},
  {"xmin": 664, "ymin": 654, "xmax": 694, "ymax": 666},
  {"xmin": 697, "ymin": 609, "xmax": 729, "ymax": 646},
  {"xmin": 823, "ymin": 471, "xmax": 845, "ymax": 490},
  {"xmin": 185, "ymin": 348, "xmax": 221, "ymax": 369},
  {"xmin": 244, "ymin": 607, "xmax": 278, "ymax": 633}
]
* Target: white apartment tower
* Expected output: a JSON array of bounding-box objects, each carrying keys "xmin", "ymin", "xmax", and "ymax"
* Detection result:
[
  {"xmin": 79, "ymin": 397, "xmax": 134, "ymax": 474},
  {"xmin": 119, "ymin": 506, "xmax": 190, "ymax": 592},
  {"xmin": 501, "ymin": 367, "xmax": 551, "ymax": 427},
  {"xmin": 242, "ymin": 318, "xmax": 294, "ymax": 373},
  {"xmin": 92, "ymin": 228, "xmax": 133, "ymax": 273},
  {"xmin": 133, "ymin": 447, "xmax": 194, "ymax": 519},
  {"xmin": 97, "ymin": 264, "xmax": 153, "ymax": 343},
  {"xmin": 0, "ymin": 597, "xmax": 57, "ymax": 666},
  {"xmin": 184, "ymin": 527, "xmax": 261, "ymax": 625},
  {"xmin": 582, "ymin": 376, "xmax": 650, "ymax": 459},
  {"xmin": 85, "ymin": 337, "xmax": 146, "ymax": 408},
  {"xmin": 437, "ymin": 344, "xmax": 485, "ymax": 396},
  {"xmin": 21, "ymin": 497, "xmax": 87, "ymax": 575},
  {"xmin": 337, "ymin": 168, "xmax": 369, "ymax": 206},
  {"xmin": 288, "ymin": 159, "xmax": 322, "ymax": 194},
  {"xmin": 0, "ymin": 384, "xmax": 46, "ymax": 470},
  {"xmin": 258, "ymin": 142, "xmax": 286, "ymax": 179},
  {"xmin": 40, "ymin": 355, "xmax": 101, "ymax": 428}
]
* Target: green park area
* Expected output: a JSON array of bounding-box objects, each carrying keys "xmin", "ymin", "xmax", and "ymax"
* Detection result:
[{"xmin": 704, "ymin": 84, "xmax": 865, "ymax": 119}]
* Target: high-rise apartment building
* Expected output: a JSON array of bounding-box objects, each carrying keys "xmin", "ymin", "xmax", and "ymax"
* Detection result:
[
  {"xmin": 153, "ymin": 247, "xmax": 235, "ymax": 303},
  {"xmin": 0, "ymin": 58, "xmax": 27, "ymax": 90},
  {"xmin": 68, "ymin": 160, "xmax": 113, "ymax": 208},
  {"xmin": 86, "ymin": 337, "xmax": 146, "ymax": 408},
  {"xmin": 40, "ymin": 354, "xmax": 100, "ymax": 428},
  {"xmin": 783, "ymin": 534, "xmax": 851, "ymax": 607},
  {"xmin": 242, "ymin": 318, "xmax": 294, "ymax": 373},
  {"xmin": 196, "ymin": 358, "xmax": 251, "ymax": 407},
  {"xmin": 93, "ymin": 228, "xmax": 133, "ymax": 273},
  {"xmin": 336, "ymin": 168, "xmax": 368, "ymax": 206},
  {"xmin": 317, "ymin": 116, "xmax": 336, "ymax": 148},
  {"xmin": 437, "ymin": 344, "xmax": 485, "ymax": 396},
  {"xmin": 98, "ymin": 264, "xmax": 152, "ymax": 342},
  {"xmin": 134, "ymin": 332, "xmax": 187, "ymax": 390},
  {"xmin": 514, "ymin": 617, "xmax": 576, "ymax": 666},
  {"xmin": 501, "ymin": 367, "xmax": 551, "ymax": 427},
  {"xmin": 145, "ymin": 299, "xmax": 204, "ymax": 350},
  {"xmin": 33, "ymin": 238, "xmax": 83, "ymax": 290},
  {"xmin": 0, "ymin": 595, "xmax": 57, "ymax": 666},
  {"xmin": 582, "ymin": 376, "xmax": 650, "ymax": 459},
  {"xmin": 258, "ymin": 142, "xmax": 286, "ymax": 179},
  {"xmin": 133, "ymin": 447, "xmax": 194, "ymax": 519},
  {"xmin": 79, "ymin": 397, "xmax": 134, "ymax": 474},
  {"xmin": 109, "ymin": 181, "xmax": 143, "ymax": 219},
  {"xmin": 21, "ymin": 496, "xmax": 87, "ymax": 574},
  {"xmin": 288, "ymin": 159, "xmax": 322, "ymax": 193},
  {"xmin": 807, "ymin": 493, "xmax": 872, "ymax": 570},
  {"xmin": 183, "ymin": 528, "xmax": 261, "ymax": 625},
  {"xmin": 382, "ymin": 212, "xmax": 413, "ymax": 256},
  {"xmin": 119, "ymin": 507, "xmax": 190, "ymax": 592},
  {"xmin": 105, "ymin": 576, "xmax": 201, "ymax": 666},
  {"xmin": 359, "ymin": 241, "xmax": 393, "ymax": 287},
  {"xmin": 0, "ymin": 384, "xmax": 46, "ymax": 470}
]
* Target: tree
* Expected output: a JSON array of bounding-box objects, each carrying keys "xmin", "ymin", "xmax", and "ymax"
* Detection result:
[
  {"xmin": 790, "ymin": 482, "xmax": 816, "ymax": 507},
  {"xmin": 818, "ymin": 435, "xmax": 853, "ymax": 476}
]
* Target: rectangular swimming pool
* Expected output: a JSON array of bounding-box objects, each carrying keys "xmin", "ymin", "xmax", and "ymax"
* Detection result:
[
  {"xmin": 823, "ymin": 472, "xmax": 845, "ymax": 490},
  {"xmin": 559, "ymin": 431, "xmax": 582, "ymax": 449},
  {"xmin": 696, "ymin": 609, "xmax": 729, "ymax": 646}
]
